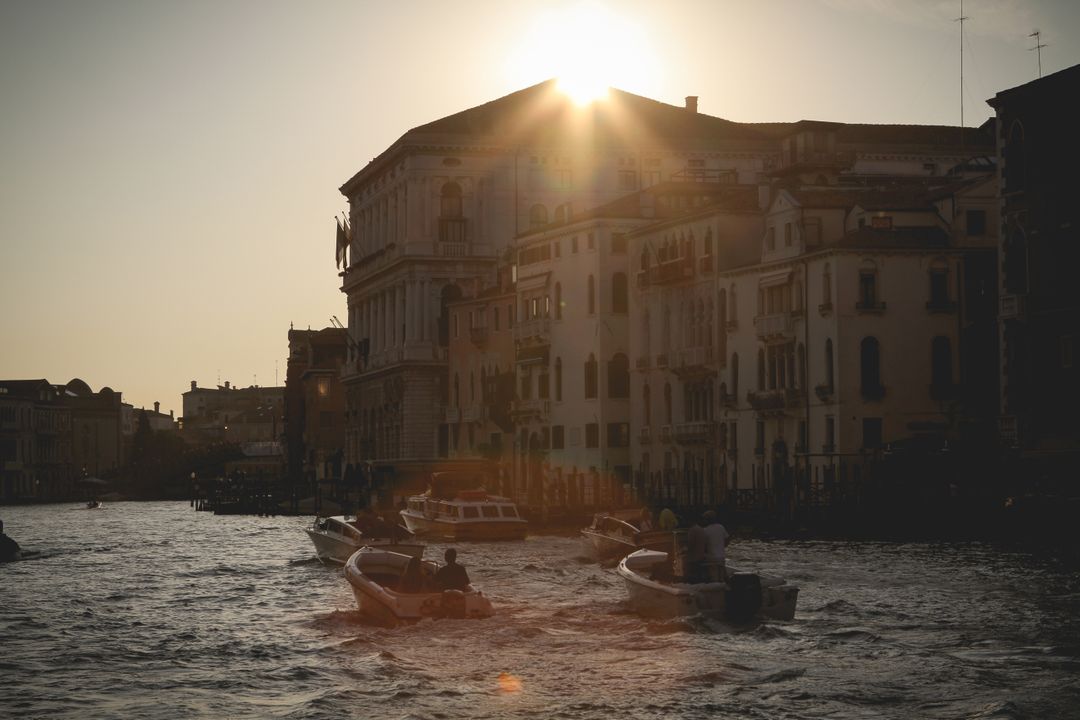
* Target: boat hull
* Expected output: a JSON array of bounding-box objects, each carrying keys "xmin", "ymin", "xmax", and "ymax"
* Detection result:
[
  {"xmin": 617, "ymin": 550, "xmax": 799, "ymax": 622},
  {"xmin": 344, "ymin": 547, "xmax": 494, "ymax": 624},
  {"xmin": 400, "ymin": 512, "xmax": 526, "ymax": 541},
  {"xmin": 305, "ymin": 529, "xmax": 423, "ymax": 564}
]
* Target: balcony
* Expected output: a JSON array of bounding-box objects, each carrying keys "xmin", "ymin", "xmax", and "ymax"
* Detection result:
[
  {"xmin": 438, "ymin": 217, "xmax": 467, "ymax": 244},
  {"xmin": 461, "ymin": 406, "xmax": 484, "ymax": 423},
  {"xmin": 998, "ymin": 415, "xmax": 1018, "ymax": 446},
  {"xmin": 444, "ymin": 406, "xmax": 461, "ymax": 423},
  {"xmin": 636, "ymin": 270, "xmax": 650, "ymax": 290},
  {"xmin": 639, "ymin": 426, "xmax": 651, "ymax": 445},
  {"xmin": 674, "ymin": 346, "xmax": 715, "ymax": 377},
  {"xmin": 747, "ymin": 387, "xmax": 805, "ymax": 413},
  {"xmin": 720, "ymin": 391, "xmax": 737, "ymax": 408},
  {"xmin": 675, "ymin": 420, "xmax": 716, "ymax": 445},
  {"xmin": 647, "ymin": 255, "xmax": 695, "ymax": 286},
  {"xmin": 660, "ymin": 425, "xmax": 673, "ymax": 444},
  {"xmin": 855, "ymin": 300, "xmax": 887, "ymax": 313},
  {"xmin": 753, "ymin": 312, "xmax": 796, "ymax": 340},
  {"xmin": 1000, "ymin": 294, "xmax": 1027, "ymax": 321},
  {"xmin": 814, "ymin": 383, "xmax": 835, "ymax": 402},
  {"xmin": 439, "ymin": 241, "xmax": 468, "ymax": 257},
  {"xmin": 511, "ymin": 398, "xmax": 550, "ymax": 419},
  {"xmin": 656, "ymin": 353, "xmax": 669, "ymax": 369},
  {"xmin": 514, "ymin": 317, "xmax": 551, "ymax": 346},
  {"xmin": 469, "ymin": 326, "xmax": 489, "ymax": 347},
  {"xmin": 818, "ymin": 302, "xmax": 833, "ymax": 316},
  {"xmin": 821, "ymin": 443, "xmax": 836, "ymax": 454},
  {"xmin": 635, "ymin": 355, "xmax": 650, "ymax": 371}
]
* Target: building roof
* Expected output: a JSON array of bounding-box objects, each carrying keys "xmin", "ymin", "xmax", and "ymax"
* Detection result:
[
  {"xmin": 987, "ymin": 63, "xmax": 1080, "ymax": 108},
  {"xmin": 836, "ymin": 226, "xmax": 950, "ymax": 249}
]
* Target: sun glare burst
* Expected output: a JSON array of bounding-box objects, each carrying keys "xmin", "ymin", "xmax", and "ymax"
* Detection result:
[{"xmin": 506, "ymin": 2, "xmax": 658, "ymax": 105}]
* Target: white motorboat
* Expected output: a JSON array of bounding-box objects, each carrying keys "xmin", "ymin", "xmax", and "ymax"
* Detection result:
[
  {"xmin": 343, "ymin": 547, "xmax": 494, "ymax": 625},
  {"xmin": 400, "ymin": 472, "xmax": 527, "ymax": 541},
  {"xmin": 305, "ymin": 516, "xmax": 424, "ymax": 564},
  {"xmin": 580, "ymin": 512, "xmax": 679, "ymax": 559},
  {"xmin": 616, "ymin": 549, "xmax": 799, "ymax": 622}
]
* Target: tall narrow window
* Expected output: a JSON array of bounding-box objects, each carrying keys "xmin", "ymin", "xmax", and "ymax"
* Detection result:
[
  {"xmin": 757, "ymin": 349, "xmax": 766, "ymax": 391},
  {"xmin": 555, "ymin": 357, "xmax": 563, "ymax": 401},
  {"xmin": 860, "ymin": 337, "xmax": 882, "ymax": 399},
  {"xmin": 584, "ymin": 354, "xmax": 598, "ymax": 399},
  {"xmin": 643, "ymin": 383, "xmax": 651, "ymax": 427},
  {"xmin": 825, "ymin": 338, "xmax": 834, "ymax": 392},
  {"xmin": 931, "ymin": 336, "xmax": 952, "ymax": 391},
  {"xmin": 612, "ymin": 273, "xmax": 628, "ymax": 314},
  {"xmin": 731, "ymin": 353, "xmax": 739, "ymax": 398},
  {"xmin": 439, "ymin": 182, "xmax": 464, "ymax": 243},
  {"xmin": 555, "ymin": 282, "xmax": 562, "ymax": 320},
  {"xmin": 664, "ymin": 383, "xmax": 672, "ymax": 424},
  {"xmin": 823, "ymin": 263, "xmax": 832, "ymax": 307},
  {"xmin": 608, "ymin": 353, "xmax": 629, "ymax": 398},
  {"xmin": 587, "ymin": 275, "xmax": 596, "ymax": 315},
  {"xmin": 529, "ymin": 204, "xmax": 548, "ymax": 229}
]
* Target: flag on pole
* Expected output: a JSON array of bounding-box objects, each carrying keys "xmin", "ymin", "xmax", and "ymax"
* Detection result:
[{"xmin": 335, "ymin": 217, "xmax": 348, "ymax": 269}]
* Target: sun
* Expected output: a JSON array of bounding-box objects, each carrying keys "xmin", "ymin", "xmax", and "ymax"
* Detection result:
[{"xmin": 506, "ymin": 2, "xmax": 659, "ymax": 105}]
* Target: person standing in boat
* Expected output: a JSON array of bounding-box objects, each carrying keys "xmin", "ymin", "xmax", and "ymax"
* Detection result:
[
  {"xmin": 638, "ymin": 508, "xmax": 654, "ymax": 532},
  {"xmin": 702, "ymin": 510, "xmax": 731, "ymax": 582},
  {"xmin": 435, "ymin": 548, "xmax": 470, "ymax": 591},
  {"xmin": 684, "ymin": 514, "xmax": 708, "ymax": 583},
  {"xmin": 658, "ymin": 507, "xmax": 678, "ymax": 531},
  {"xmin": 0, "ymin": 520, "xmax": 21, "ymax": 562}
]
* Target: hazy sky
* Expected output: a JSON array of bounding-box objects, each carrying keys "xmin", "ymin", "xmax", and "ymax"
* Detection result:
[{"xmin": 1, "ymin": 0, "xmax": 1077, "ymax": 415}]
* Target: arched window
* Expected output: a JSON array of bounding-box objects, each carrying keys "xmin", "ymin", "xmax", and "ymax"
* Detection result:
[
  {"xmin": 529, "ymin": 204, "xmax": 548, "ymax": 229},
  {"xmin": 555, "ymin": 357, "xmax": 563, "ymax": 401},
  {"xmin": 643, "ymin": 383, "xmax": 651, "ymax": 427},
  {"xmin": 705, "ymin": 298, "xmax": 714, "ymax": 347},
  {"xmin": 554, "ymin": 204, "xmax": 566, "ymax": 224},
  {"xmin": 823, "ymin": 263, "xmax": 832, "ymax": 306},
  {"xmin": 858, "ymin": 260, "xmax": 880, "ymax": 308},
  {"xmin": 825, "ymin": 338, "xmax": 834, "ymax": 392},
  {"xmin": 704, "ymin": 227, "xmax": 714, "ymax": 256},
  {"xmin": 797, "ymin": 343, "xmax": 806, "ymax": 389},
  {"xmin": 612, "ymin": 273, "xmax": 628, "ymax": 314},
  {"xmin": 931, "ymin": 337, "xmax": 952, "ymax": 390},
  {"xmin": 584, "ymin": 354, "xmax": 598, "ymax": 399},
  {"xmin": 664, "ymin": 383, "xmax": 672, "ymax": 424},
  {"xmin": 718, "ymin": 289, "xmax": 727, "ymax": 327},
  {"xmin": 860, "ymin": 337, "xmax": 882, "ymax": 398},
  {"xmin": 555, "ymin": 282, "xmax": 562, "ymax": 320},
  {"xmin": 641, "ymin": 308, "xmax": 651, "ymax": 358},
  {"xmin": 588, "ymin": 275, "xmax": 596, "ymax": 315},
  {"xmin": 640, "ymin": 247, "xmax": 650, "ymax": 272},
  {"xmin": 608, "ymin": 353, "xmax": 629, "ymax": 398},
  {"xmin": 470, "ymin": 372, "xmax": 475, "ymax": 402},
  {"xmin": 440, "ymin": 182, "xmax": 462, "ymax": 218},
  {"xmin": 731, "ymin": 353, "xmax": 740, "ymax": 398},
  {"xmin": 453, "ymin": 373, "xmax": 460, "ymax": 407},
  {"xmin": 757, "ymin": 348, "xmax": 766, "ymax": 391}
]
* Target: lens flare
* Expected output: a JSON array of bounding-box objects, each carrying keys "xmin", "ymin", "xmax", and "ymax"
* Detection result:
[{"xmin": 498, "ymin": 672, "xmax": 523, "ymax": 693}]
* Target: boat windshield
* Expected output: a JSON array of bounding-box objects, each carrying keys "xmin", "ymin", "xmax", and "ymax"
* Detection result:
[
  {"xmin": 499, "ymin": 506, "xmax": 518, "ymax": 518},
  {"xmin": 482, "ymin": 505, "xmax": 499, "ymax": 518},
  {"xmin": 463, "ymin": 506, "xmax": 479, "ymax": 519}
]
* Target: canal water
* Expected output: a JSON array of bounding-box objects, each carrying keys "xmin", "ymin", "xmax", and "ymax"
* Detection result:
[{"xmin": 3, "ymin": 502, "xmax": 1079, "ymax": 719}]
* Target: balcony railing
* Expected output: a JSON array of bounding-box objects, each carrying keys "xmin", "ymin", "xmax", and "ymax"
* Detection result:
[
  {"xmin": 511, "ymin": 398, "xmax": 550, "ymax": 418},
  {"xmin": 660, "ymin": 425, "xmax": 673, "ymax": 444},
  {"xmin": 814, "ymin": 383, "xmax": 835, "ymax": 402},
  {"xmin": 856, "ymin": 300, "xmax": 887, "ymax": 313},
  {"xmin": 639, "ymin": 426, "xmax": 651, "ymax": 444},
  {"xmin": 675, "ymin": 421, "xmax": 716, "ymax": 444},
  {"xmin": 674, "ymin": 346, "xmax": 715, "ymax": 376},
  {"xmin": 861, "ymin": 383, "xmax": 886, "ymax": 401},
  {"xmin": 753, "ymin": 312, "xmax": 796, "ymax": 340},
  {"xmin": 439, "ymin": 241, "xmax": 467, "ymax": 257},
  {"xmin": 926, "ymin": 299, "xmax": 957, "ymax": 313},
  {"xmin": 748, "ymin": 387, "xmax": 805, "ymax": 412},
  {"xmin": 998, "ymin": 415, "xmax": 1018, "ymax": 446},
  {"xmin": 655, "ymin": 353, "xmax": 669, "ymax": 368},
  {"xmin": 444, "ymin": 406, "xmax": 461, "ymax": 424},
  {"xmin": 461, "ymin": 406, "xmax": 484, "ymax": 423},
  {"xmin": 647, "ymin": 255, "xmax": 695, "ymax": 286},
  {"xmin": 635, "ymin": 356, "xmax": 650, "ymax": 371},
  {"xmin": 514, "ymin": 317, "xmax": 551, "ymax": 345},
  {"xmin": 720, "ymin": 391, "xmax": 737, "ymax": 408},
  {"xmin": 818, "ymin": 302, "xmax": 833, "ymax": 315}
]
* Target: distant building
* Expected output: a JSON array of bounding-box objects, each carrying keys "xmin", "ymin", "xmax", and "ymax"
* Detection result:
[
  {"xmin": 63, "ymin": 378, "xmax": 124, "ymax": 479},
  {"xmin": 987, "ymin": 64, "xmax": 1080, "ymax": 456},
  {"xmin": 284, "ymin": 327, "xmax": 347, "ymax": 491},
  {"xmin": 181, "ymin": 380, "xmax": 283, "ymax": 445},
  {"xmin": 0, "ymin": 380, "xmax": 73, "ymax": 502},
  {"xmin": 122, "ymin": 401, "xmax": 177, "ymax": 436}
]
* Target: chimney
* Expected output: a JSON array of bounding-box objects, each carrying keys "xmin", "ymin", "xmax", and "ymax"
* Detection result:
[
  {"xmin": 191, "ymin": 380, "xmax": 197, "ymax": 391},
  {"xmin": 170, "ymin": 410, "xmax": 174, "ymax": 420},
  {"xmin": 154, "ymin": 401, "xmax": 160, "ymax": 414},
  {"xmin": 685, "ymin": 96, "xmax": 698, "ymax": 114},
  {"xmin": 225, "ymin": 381, "xmax": 231, "ymax": 390}
]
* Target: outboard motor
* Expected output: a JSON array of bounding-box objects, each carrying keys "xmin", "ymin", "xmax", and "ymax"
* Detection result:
[
  {"xmin": 725, "ymin": 573, "xmax": 762, "ymax": 623},
  {"xmin": 441, "ymin": 589, "xmax": 467, "ymax": 618}
]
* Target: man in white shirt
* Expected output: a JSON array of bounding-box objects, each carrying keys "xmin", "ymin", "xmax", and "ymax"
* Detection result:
[{"xmin": 701, "ymin": 510, "xmax": 730, "ymax": 582}]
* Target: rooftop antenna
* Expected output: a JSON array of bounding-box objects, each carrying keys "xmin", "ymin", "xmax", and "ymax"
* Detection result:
[
  {"xmin": 275, "ymin": 360, "xmax": 278, "ymax": 386},
  {"xmin": 955, "ymin": 0, "xmax": 968, "ymax": 164},
  {"xmin": 1029, "ymin": 30, "xmax": 1047, "ymax": 78}
]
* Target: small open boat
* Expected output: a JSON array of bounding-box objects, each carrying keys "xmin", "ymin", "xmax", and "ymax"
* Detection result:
[
  {"xmin": 343, "ymin": 547, "xmax": 494, "ymax": 625},
  {"xmin": 305, "ymin": 516, "xmax": 424, "ymax": 564},
  {"xmin": 580, "ymin": 512, "xmax": 678, "ymax": 559},
  {"xmin": 617, "ymin": 549, "xmax": 799, "ymax": 622},
  {"xmin": 85, "ymin": 500, "xmax": 102, "ymax": 509}
]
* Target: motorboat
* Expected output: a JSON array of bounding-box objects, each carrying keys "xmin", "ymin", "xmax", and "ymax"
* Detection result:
[
  {"xmin": 616, "ymin": 549, "xmax": 799, "ymax": 622},
  {"xmin": 85, "ymin": 500, "xmax": 102, "ymax": 509},
  {"xmin": 400, "ymin": 471, "xmax": 527, "ymax": 541},
  {"xmin": 305, "ymin": 515, "xmax": 424, "ymax": 564},
  {"xmin": 580, "ymin": 512, "xmax": 679, "ymax": 559},
  {"xmin": 343, "ymin": 547, "xmax": 494, "ymax": 625}
]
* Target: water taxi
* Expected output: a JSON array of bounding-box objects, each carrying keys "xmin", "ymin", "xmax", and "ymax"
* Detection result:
[
  {"xmin": 344, "ymin": 547, "xmax": 494, "ymax": 625},
  {"xmin": 399, "ymin": 472, "xmax": 527, "ymax": 541},
  {"xmin": 580, "ymin": 511, "xmax": 678, "ymax": 559}
]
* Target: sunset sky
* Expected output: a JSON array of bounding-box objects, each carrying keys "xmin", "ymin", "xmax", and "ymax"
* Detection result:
[{"xmin": 1, "ymin": 0, "xmax": 1077, "ymax": 414}]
